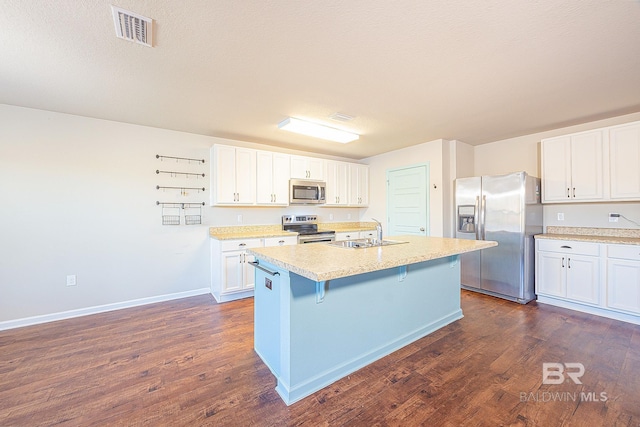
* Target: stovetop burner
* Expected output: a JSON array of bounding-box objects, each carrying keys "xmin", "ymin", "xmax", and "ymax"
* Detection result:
[{"xmin": 282, "ymin": 214, "xmax": 335, "ymax": 239}]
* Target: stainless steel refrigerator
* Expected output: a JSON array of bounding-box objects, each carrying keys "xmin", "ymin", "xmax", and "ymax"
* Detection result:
[{"xmin": 454, "ymin": 172, "xmax": 542, "ymax": 303}]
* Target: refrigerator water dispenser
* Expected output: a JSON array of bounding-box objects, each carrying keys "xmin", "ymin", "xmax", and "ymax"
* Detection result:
[{"xmin": 457, "ymin": 205, "xmax": 476, "ymax": 233}]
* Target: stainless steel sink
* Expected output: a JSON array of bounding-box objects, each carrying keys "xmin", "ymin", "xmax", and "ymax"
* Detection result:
[{"xmin": 327, "ymin": 238, "xmax": 408, "ymax": 249}]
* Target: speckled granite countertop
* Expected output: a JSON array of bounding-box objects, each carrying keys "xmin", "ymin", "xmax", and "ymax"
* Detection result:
[
  {"xmin": 246, "ymin": 235, "xmax": 497, "ymax": 282},
  {"xmin": 209, "ymin": 222, "xmax": 377, "ymax": 240},
  {"xmin": 209, "ymin": 225, "xmax": 295, "ymax": 240},
  {"xmin": 535, "ymin": 226, "xmax": 640, "ymax": 246}
]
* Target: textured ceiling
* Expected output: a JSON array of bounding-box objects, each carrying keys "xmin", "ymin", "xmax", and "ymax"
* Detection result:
[{"xmin": 1, "ymin": 0, "xmax": 639, "ymax": 159}]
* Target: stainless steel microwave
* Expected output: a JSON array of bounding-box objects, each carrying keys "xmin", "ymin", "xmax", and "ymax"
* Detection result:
[{"xmin": 289, "ymin": 179, "xmax": 326, "ymax": 204}]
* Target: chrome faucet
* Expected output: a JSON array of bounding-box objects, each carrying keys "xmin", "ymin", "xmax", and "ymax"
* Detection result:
[{"xmin": 371, "ymin": 218, "xmax": 383, "ymax": 243}]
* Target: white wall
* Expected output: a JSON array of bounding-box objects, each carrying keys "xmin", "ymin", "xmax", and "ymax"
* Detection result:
[
  {"xmin": 363, "ymin": 139, "xmax": 447, "ymax": 237},
  {"xmin": 474, "ymin": 112, "xmax": 640, "ymax": 230},
  {"xmin": 0, "ymin": 105, "xmax": 213, "ymax": 324}
]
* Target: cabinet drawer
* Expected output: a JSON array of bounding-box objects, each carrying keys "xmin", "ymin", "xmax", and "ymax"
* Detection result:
[
  {"xmin": 608, "ymin": 244, "xmax": 640, "ymax": 261},
  {"xmin": 537, "ymin": 239, "xmax": 600, "ymax": 256},
  {"xmin": 220, "ymin": 238, "xmax": 262, "ymax": 252},
  {"xmin": 263, "ymin": 236, "xmax": 297, "ymax": 247}
]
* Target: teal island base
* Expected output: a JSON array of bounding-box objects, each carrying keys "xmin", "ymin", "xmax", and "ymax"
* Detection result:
[{"xmin": 253, "ymin": 255, "xmax": 462, "ymax": 405}]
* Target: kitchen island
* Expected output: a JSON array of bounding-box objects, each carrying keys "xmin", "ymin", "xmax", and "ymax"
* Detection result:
[{"xmin": 247, "ymin": 235, "xmax": 497, "ymax": 405}]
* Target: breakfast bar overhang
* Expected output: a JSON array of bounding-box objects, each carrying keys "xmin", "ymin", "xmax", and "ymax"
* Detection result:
[{"xmin": 247, "ymin": 235, "xmax": 497, "ymax": 405}]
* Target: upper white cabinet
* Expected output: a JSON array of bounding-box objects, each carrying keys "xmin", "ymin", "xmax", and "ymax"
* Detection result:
[
  {"xmin": 290, "ymin": 155, "xmax": 325, "ymax": 180},
  {"xmin": 609, "ymin": 122, "xmax": 640, "ymax": 200},
  {"xmin": 324, "ymin": 161, "xmax": 349, "ymax": 206},
  {"xmin": 256, "ymin": 150, "xmax": 290, "ymax": 205},
  {"xmin": 211, "ymin": 145, "xmax": 256, "ymax": 205},
  {"xmin": 349, "ymin": 164, "xmax": 369, "ymax": 206},
  {"xmin": 541, "ymin": 130, "xmax": 604, "ymax": 203}
]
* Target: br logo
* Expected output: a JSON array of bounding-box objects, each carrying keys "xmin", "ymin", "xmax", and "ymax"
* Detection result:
[{"xmin": 542, "ymin": 362, "xmax": 585, "ymax": 385}]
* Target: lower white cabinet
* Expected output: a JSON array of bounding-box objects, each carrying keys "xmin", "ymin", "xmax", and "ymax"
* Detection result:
[
  {"xmin": 535, "ymin": 238, "xmax": 640, "ymax": 325},
  {"xmin": 536, "ymin": 240, "xmax": 600, "ymax": 305},
  {"xmin": 606, "ymin": 245, "xmax": 640, "ymax": 315},
  {"xmin": 211, "ymin": 236, "xmax": 296, "ymax": 302}
]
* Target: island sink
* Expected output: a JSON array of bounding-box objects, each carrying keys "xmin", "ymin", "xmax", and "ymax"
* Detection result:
[{"xmin": 327, "ymin": 238, "xmax": 408, "ymax": 249}]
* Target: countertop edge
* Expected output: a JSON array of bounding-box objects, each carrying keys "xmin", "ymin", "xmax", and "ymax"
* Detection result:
[{"xmin": 535, "ymin": 233, "xmax": 640, "ymax": 245}]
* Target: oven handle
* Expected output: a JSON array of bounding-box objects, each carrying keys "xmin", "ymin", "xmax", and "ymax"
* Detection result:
[{"xmin": 248, "ymin": 260, "xmax": 280, "ymax": 276}]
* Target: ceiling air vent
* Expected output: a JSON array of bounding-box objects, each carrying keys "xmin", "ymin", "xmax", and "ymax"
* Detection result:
[
  {"xmin": 111, "ymin": 5, "xmax": 153, "ymax": 47},
  {"xmin": 329, "ymin": 112, "xmax": 356, "ymax": 122}
]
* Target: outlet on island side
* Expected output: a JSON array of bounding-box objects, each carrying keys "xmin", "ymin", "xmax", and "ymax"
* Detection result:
[
  {"xmin": 557, "ymin": 213, "xmax": 564, "ymax": 221},
  {"xmin": 609, "ymin": 213, "xmax": 620, "ymax": 223},
  {"xmin": 66, "ymin": 274, "xmax": 77, "ymax": 287}
]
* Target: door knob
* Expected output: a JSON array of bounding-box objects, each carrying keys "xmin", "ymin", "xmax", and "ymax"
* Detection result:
[{"xmin": 420, "ymin": 227, "xmax": 425, "ymax": 232}]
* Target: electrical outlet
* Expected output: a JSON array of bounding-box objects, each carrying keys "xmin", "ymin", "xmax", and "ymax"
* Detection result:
[
  {"xmin": 347, "ymin": 213, "xmax": 352, "ymax": 220},
  {"xmin": 329, "ymin": 214, "xmax": 334, "ymax": 220},
  {"xmin": 609, "ymin": 213, "xmax": 620, "ymax": 223},
  {"xmin": 66, "ymin": 274, "xmax": 77, "ymax": 287},
  {"xmin": 557, "ymin": 213, "xmax": 564, "ymax": 221},
  {"xmin": 237, "ymin": 214, "xmax": 243, "ymax": 223}
]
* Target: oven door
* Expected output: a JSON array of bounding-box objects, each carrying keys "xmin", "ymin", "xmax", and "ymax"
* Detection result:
[{"xmin": 298, "ymin": 233, "xmax": 336, "ymax": 244}]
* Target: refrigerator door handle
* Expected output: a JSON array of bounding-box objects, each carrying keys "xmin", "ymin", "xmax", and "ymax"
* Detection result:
[
  {"xmin": 481, "ymin": 195, "xmax": 487, "ymax": 240},
  {"xmin": 474, "ymin": 196, "xmax": 480, "ymax": 240}
]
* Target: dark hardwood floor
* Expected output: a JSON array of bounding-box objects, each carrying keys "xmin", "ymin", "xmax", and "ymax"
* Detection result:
[{"xmin": 1, "ymin": 290, "xmax": 639, "ymax": 426}]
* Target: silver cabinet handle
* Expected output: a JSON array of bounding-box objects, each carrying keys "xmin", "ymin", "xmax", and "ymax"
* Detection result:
[
  {"xmin": 560, "ymin": 245, "xmax": 572, "ymax": 249},
  {"xmin": 568, "ymin": 258, "xmax": 571, "ymax": 268},
  {"xmin": 238, "ymin": 243, "xmax": 246, "ymax": 247},
  {"xmin": 567, "ymin": 188, "xmax": 570, "ymax": 198},
  {"xmin": 562, "ymin": 257, "xmax": 565, "ymax": 268},
  {"xmin": 278, "ymin": 240, "xmax": 285, "ymax": 245},
  {"xmin": 572, "ymin": 187, "xmax": 576, "ymax": 198}
]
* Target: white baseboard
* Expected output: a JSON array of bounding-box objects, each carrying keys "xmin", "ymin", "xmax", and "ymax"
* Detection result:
[{"xmin": 0, "ymin": 288, "xmax": 211, "ymax": 331}]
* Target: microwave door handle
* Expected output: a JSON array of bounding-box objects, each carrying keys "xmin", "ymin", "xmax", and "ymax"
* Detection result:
[{"xmin": 317, "ymin": 184, "xmax": 322, "ymax": 201}]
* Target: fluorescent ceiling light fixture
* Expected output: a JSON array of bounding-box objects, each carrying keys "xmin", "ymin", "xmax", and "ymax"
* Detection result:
[{"xmin": 278, "ymin": 117, "xmax": 359, "ymax": 143}]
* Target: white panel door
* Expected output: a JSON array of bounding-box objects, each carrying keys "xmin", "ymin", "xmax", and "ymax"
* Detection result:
[
  {"xmin": 565, "ymin": 254, "xmax": 600, "ymax": 305},
  {"xmin": 234, "ymin": 148, "xmax": 256, "ymax": 204},
  {"xmin": 214, "ymin": 145, "xmax": 238, "ymax": 204},
  {"xmin": 256, "ymin": 151, "xmax": 275, "ymax": 204},
  {"xmin": 607, "ymin": 258, "xmax": 640, "ymax": 315},
  {"xmin": 272, "ymin": 153, "xmax": 290, "ymax": 205},
  {"xmin": 386, "ymin": 164, "xmax": 428, "ymax": 236},
  {"xmin": 610, "ymin": 123, "xmax": 640, "ymax": 199},
  {"xmin": 536, "ymin": 251, "xmax": 566, "ymax": 297},
  {"xmin": 541, "ymin": 136, "xmax": 571, "ymax": 202},
  {"xmin": 570, "ymin": 131, "xmax": 603, "ymax": 201}
]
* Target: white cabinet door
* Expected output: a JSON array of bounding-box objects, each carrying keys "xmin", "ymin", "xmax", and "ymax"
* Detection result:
[
  {"xmin": 349, "ymin": 164, "xmax": 369, "ymax": 206},
  {"xmin": 541, "ymin": 136, "xmax": 571, "ymax": 202},
  {"xmin": 255, "ymin": 151, "xmax": 290, "ymax": 205},
  {"xmin": 607, "ymin": 244, "xmax": 640, "ymax": 315},
  {"xmin": 212, "ymin": 145, "xmax": 256, "ymax": 205},
  {"xmin": 610, "ymin": 122, "xmax": 640, "ymax": 200},
  {"xmin": 243, "ymin": 252, "xmax": 256, "ymax": 290},
  {"xmin": 256, "ymin": 150, "xmax": 275, "ymax": 204},
  {"xmin": 570, "ymin": 131, "xmax": 603, "ymax": 201},
  {"xmin": 325, "ymin": 161, "xmax": 349, "ymax": 206},
  {"xmin": 536, "ymin": 251, "xmax": 566, "ymax": 297},
  {"xmin": 213, "ymin": 145, "xmax": 238, "ymax": 204},
  {"xmin": 291, "ymin": 155, "xmax": 325, "ymax": 180},
  {"xmin": 235, "ymin": 148, "xmax": 256, "ymax": 204},
  {"xmin": 565, "ymin": 254, "xmax": 600, "ymax": 305},
  {"xmin": 272, "ymin": 152, "xmax": 291, "ymax": 205},
  {"xmin": 221, "ymin": 250, "xmax": 244, "ymax": 293}
]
